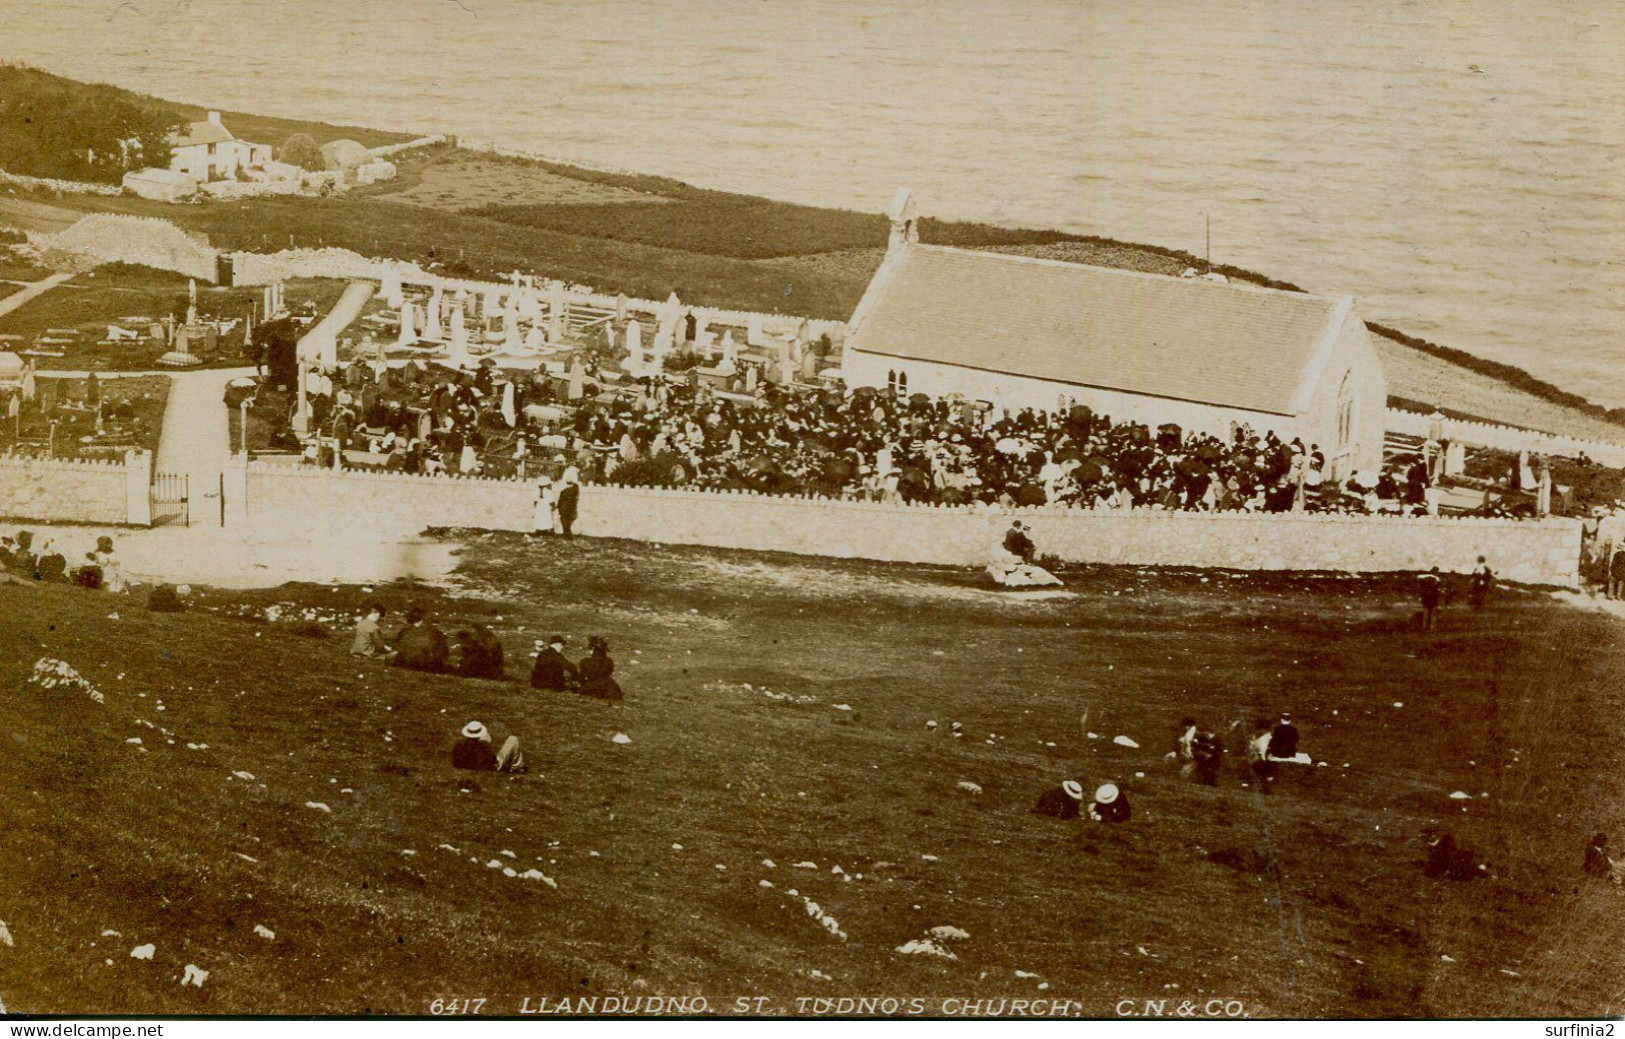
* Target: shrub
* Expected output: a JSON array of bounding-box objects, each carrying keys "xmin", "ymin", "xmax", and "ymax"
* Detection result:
[{"xmin": 279, "ymin": 133, "xmax": 324, "ymax": 171}]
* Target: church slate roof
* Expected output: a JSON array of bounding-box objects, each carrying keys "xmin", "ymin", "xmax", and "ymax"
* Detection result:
[{"xmin": 846, "ymin": 244, "xmax": 1352, "ymax": 416}]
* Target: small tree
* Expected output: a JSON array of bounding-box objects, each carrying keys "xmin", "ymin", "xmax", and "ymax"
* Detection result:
[{"xmin": 279, "ymin": 133, "xmax": 323, "ymax": 171}]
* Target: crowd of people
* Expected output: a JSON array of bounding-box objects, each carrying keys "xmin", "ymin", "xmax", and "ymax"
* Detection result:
[
  {"xmin": 291, "ymin": 357, "xmax": 1429, "ymax": 516},
  {"xmin": 1, "ymin": 529, "xmax": 124, "ymax": 591}
]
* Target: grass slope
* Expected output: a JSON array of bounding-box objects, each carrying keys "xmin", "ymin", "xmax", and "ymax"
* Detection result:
[{"xmin": 1, "ymin": 536, "xmax": 1620, "ymax": 1017}]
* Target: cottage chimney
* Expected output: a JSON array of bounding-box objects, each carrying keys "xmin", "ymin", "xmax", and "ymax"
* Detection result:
[
  {"xmin": 887, "ymin": 188, "xmax": 919, "ymax": 254},
  {"xmin": 207, "ymin": 111, "xmax": 222, "ymax": 125}
]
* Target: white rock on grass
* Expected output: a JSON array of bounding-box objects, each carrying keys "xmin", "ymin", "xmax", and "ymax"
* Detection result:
[
  {"xmin": 519, "ymin": 869, "xmax": 557, "ymax": 888},
  {"xmin": 896, "ymin": 939, "xmax": 956, "ymax": 960},
  {"xmin": 1449, "ymin": 791, "xmax": 1471, "ymax": 800},
  {"xmin": 304, "ymin": 802, "xmax": 331, "ymax": 813},
  {"xmin": 761, "ymin": 859, "xmax": 776, "ymax": 868},
  {"xmin": 793, "ymin": 861, "xmax": 817, "ymax": 869},
  {"xmin": 180, "ymin": 964, "xmax": 209, "ymax": 987},
  {"xmin": 1113, "ymin": 735, "xmax": 1140, "ymax": 749},
  {"xmin": 0, "ymin": 921, "xmax": 12, "ymax": 947},
  {"xmin": 611, "ymin": 733, "xmax": 631, "ymax": 745},
  {"xmin": 130, "ymin": 944, "xmax": 156, "ymax": 960},
  {"xmin": 956, "ymin": 781, "xmax": 983, "ymax": 795},
  {"xmin": 253, "ymin": 925, "xmax": 275, "ymax": 941},
  {"xmin": 928, "ymin": 925, "xmax": 970, "ymax": 941}
]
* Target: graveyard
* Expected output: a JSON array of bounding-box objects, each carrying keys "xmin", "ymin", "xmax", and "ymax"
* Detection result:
[{"xmin": 0, "ymin": 264, "xmax": 345, "ymax": 373}]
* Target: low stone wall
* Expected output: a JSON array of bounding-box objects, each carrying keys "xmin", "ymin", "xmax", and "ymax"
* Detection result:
[
  {"xmin": 369, "ymin": 135, "xmax": 448, "ymax": 159},
  {"xmin": 0, "ymin": 168, "xmax": 123, "ymax": 196},
  {"xmin": 231, "ymin": 248, "xmax": 436, "ymax": 286},
  {"xmin": 0, "ymin": 451, "xmax": 150, "ymax": 526},
  {"xmin": 242, "ymin": 463, "xmax": 1581, "ymax": 586},
  {"xmin": 246, "ymin": 463, "xmax": 534, "ymax": 534}
]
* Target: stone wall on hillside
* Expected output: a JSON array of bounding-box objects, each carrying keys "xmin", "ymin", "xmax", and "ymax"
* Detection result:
[
  {"xmin": 242, "ymin": 463, "xmax": 1581, "ymax": 586},
  {"xmin": 231, "ymin": 248, "xmax": 437, "ymax": 287},
  {"xmin": 0, "ymin": 168, "xmax": 123, "ymax": 196},
  {"xmin": 0, "ymin": 451, "xmax": 150, "ymax": 526}
]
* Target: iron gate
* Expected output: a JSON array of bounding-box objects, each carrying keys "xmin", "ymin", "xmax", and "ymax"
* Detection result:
[{"xmin": 151, "ymin": 472, "xmax": 190, "ymax": 527}]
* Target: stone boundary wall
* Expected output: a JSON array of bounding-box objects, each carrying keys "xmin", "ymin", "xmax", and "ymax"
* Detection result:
[
  {"xmin": 242, "ymin": 463, "xmax": 1581, "ymax": 586},
  {"xmin": 246, "ymin": 463, "xmax": 535, "ymax": 534},
  {"xmin": 1386, "ymin": 407, "xmax": 1625, "ymax": 467},
  {"xmin": 0, "ymin": 167, "xmax": 123, "ymax": 196},
  {"xmin": 369, "ymin": 136, "xmax": 448, "ymax": 159},
  {"xmin": 0, "ymin": 451, "xmax": 150, "ymax": 526},
  {"xmin": 230, "ymin": 248, "xmax": 438, "ymax": 287},
  {"xmin": 199, "ymin": 178, "xmax": 303, "ymax": 201}
]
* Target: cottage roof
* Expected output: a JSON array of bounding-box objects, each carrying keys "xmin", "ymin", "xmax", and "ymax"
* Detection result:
[
  {"xmin": 845, "ymin": 244, "xmax": 1353, "ymax": 416},
  {"xmin": 171, "ymin": 120, "xmax": 235, "ymax": 148}
]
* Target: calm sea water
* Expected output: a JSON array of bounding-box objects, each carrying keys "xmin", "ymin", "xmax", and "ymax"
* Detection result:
[{"xmin": 4, "ymin": 0, "xmax": 1622, "ymax": 406}]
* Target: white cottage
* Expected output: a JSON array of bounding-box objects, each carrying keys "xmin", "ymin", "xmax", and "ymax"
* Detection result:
[
  {"xmin": 168, "ymin": 112, "xmax": 270, "ymax": 183},
  {"xmin": 842, "ymin": 191, "xmax": 1389, "ymax": 480}
]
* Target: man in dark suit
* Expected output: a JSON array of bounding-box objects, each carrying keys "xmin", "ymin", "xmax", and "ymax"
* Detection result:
[
  {"xmin": 1267, "ymin": 712, "xmax": 1300, "ymax": 762},
  {"xmin": 555, "ymin": 477, "xmax": 580, "ymax": 538},
  {"xmin": 530, "ymin": 636, "xmax": 577, "ymax": 692},
  {"xmin": 1418, "ymin": 568, "xmax": 1443, "ymax": 629}
]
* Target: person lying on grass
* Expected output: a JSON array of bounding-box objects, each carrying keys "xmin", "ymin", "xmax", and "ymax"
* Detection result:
[{"xmin": 453, "ymin": 720, "xmax": 525, "ymax": 773}]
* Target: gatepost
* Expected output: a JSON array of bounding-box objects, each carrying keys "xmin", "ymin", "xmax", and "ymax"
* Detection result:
[
  {"xmin": 223, "ymin": 453, "xmax": 248, "ymax": 528},
  {"xmin": 124, "ymin": 449, "xmax": 152, "ymax": 526}
]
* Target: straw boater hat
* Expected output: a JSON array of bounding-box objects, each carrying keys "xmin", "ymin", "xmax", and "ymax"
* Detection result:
[
  {"xmin": 461, "ymin": 721, "xmax": 489, "ymax": 741},
  {"xmin": 1095, "ymin": 783, "xmax": 1120, "ymax": 805},
  {"xmin": 1062, "ymin": 780, "xmax": 1084, "ymax": 801}
]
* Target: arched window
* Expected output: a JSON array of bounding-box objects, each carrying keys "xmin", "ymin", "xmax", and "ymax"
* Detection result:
[
  {"xmin": 886, "ymin": 369, "xmax": 898, "ymax": 393},
  {"xmin": 1335, "ymin": 371, "xmax": 1355, "ymax": 449},
  {"xmin": 897, "ymin": 369, "xmax": 908, "ymax": 395}
]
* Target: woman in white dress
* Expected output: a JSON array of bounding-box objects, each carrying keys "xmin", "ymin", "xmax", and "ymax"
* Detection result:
[
  {"xmin": 532, "ymin": 476, "xmax": 557, "ymax": 536},
  {"xmin": 93, "ymin": 535, "xmax": 124, "ymax": 593}
]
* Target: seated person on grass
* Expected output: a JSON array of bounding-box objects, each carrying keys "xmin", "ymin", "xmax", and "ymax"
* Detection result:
[
  {"xmin": 393, "ymin": 605, "xmax": 449, "ymax": 673},
  {"xmin": 350, "ymin": 603, "xmax": 394, "ymax": 659},
  {"xmin": 453, "ymin": 624, "xmax": 505, "ymax": 679},
  {"xmin": 452, "ymin": 720, "xmax": 525, "ymax": 773},
  {"xmin": 1031, "ymin": 779, "xmax": 1085, "ymax": 819}
]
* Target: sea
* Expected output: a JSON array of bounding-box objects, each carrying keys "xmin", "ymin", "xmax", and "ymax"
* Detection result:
[{"xmin": 3, "ymin": 0, "xmax": 1622, "ymax": 407}]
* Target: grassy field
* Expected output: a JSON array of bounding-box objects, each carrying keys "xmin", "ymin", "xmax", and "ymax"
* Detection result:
[
  {"xmin": 376, "ymin": 149, "xmax": 672, "ymax": 211},
  {"xmin": 0, "ymin": 264, "xmax": 346, "ymax": 371},
  {"xmin": 0, "ymin": 534, "xmax": 1620, "ymax": 1017}
]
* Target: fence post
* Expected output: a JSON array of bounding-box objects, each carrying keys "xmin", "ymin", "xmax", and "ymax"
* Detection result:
[{"xmin": 125, "ymin": 449, "xmax": 152, "ymax": 526}]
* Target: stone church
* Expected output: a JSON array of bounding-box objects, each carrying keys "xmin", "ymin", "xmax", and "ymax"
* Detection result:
[{"xmin": 842, "ymin": 190, "xmax": 1389, "ymax": 480}]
